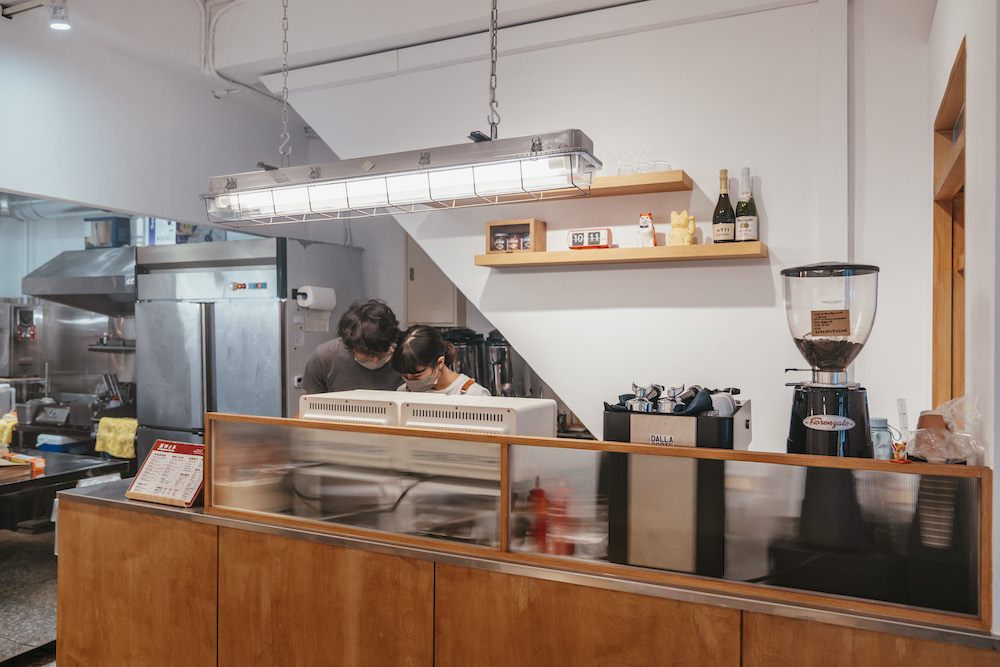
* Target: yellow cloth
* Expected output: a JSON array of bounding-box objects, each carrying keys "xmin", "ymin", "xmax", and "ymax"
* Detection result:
[
  {"xmin": 0, "ymin": 412, "xmax": 16, "ymax": 445},
  {"xmin": 95, "ymin": 417, "xmax": 137, "ymax": 459}
]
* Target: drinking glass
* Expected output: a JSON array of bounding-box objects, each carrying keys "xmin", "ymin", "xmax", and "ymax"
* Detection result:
[
  {"xmin": 617, "ymin": 151, "xmax": 636, "ymax": 175},
  {"xmin": 636, "ymin": 149, "xmax": 654, "ymax": 173},
  {"xmin": 602, "ymin": 151, "xmax": 620, "ymax": 177}
]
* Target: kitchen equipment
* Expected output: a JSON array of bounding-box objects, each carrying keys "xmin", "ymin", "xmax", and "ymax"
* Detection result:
[
  {"xmin": 134, "ymin": 238, "xmax": 363, "ymax": 464},
  {"xmin": 605, "ymin": 402, "xmax": 752, "ymax": 450},
  {"xmin": 0, "ymin": 302, "xmax": 42, "ymax": 378},
  {"xmin": 782, "ymin": 263, "xmax": 879, "ymax": 457},
  {"xmin": 13, "ymin": 275, "xmax": 137, "ymax": 400},
  {"xmin": 443, "ymin": 328, "xmax": 486, "ymax": 385},
  {"xmin": 627, "ymin": 382, "xmax": 662, "ymax": 413},
  {"xmin": 486, "ymin": 329, "xmax": 516, "ymax": 397},
  {"xmin": 33, "ymin": 402, "xmax": 71, "ymax": 425},
  {"xmin": 21, "ymin": 246, "xmax": 136, "ymax": 317},
  {"xmin": 773, "ymin": 264, "xmax": 881, "ymax": 579},
  {"xmin": 0, "ymin": 384, "xmax": 14, "ymax": 416},
  {"xmin": 290, "ymin": 464, "xmax": 415, "ymax": 530},
  {"xmin": 603, "ymin": 410, "xmax": 732, "ymax": 576},
  {"xmin": 21, "ymin": 397, "xmax": 55, "ymax": 425},
  {"xmin": 396, "ymin": 476, "xmax": 500, "ymax": 546}
]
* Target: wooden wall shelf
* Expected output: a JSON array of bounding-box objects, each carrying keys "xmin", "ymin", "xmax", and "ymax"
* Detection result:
[
  {"xmin": 530, "ymin": 169, "xmax": 692, "ymax": 200},
  {"xmin": 582, "ymin": 169, "xmax": 693, "ymax": 197},
  {"xmin": 475, "ymin": 241, "xmax": 768, "ymax": 268}
]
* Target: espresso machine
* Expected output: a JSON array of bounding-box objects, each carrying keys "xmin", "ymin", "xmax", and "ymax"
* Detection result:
[{"xmin": 782, "ymin": 263, "xmax": 879, "ymax": 457}]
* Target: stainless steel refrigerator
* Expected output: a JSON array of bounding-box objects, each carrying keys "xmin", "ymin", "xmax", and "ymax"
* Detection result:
[{"xmin": 134, "ymin": 237, "xmax": 363, "ymax": 462}]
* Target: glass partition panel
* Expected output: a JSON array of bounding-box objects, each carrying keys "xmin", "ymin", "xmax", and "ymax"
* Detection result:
[
  {"xmin": 509, "ymin": 445, "xmax": 608, "ymax": 558},
  {"xmin": 509, "ymin": 444, "xmax": 981, "ymax": 615},
  {"xmin": 210, "ymin": 419, "xmax": 501, "ymax": 548}
]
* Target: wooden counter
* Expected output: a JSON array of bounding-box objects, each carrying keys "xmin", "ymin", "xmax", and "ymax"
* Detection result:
[{"xmin": 55, "ymin": 481, "xmax": 1000, "ymax": 665}]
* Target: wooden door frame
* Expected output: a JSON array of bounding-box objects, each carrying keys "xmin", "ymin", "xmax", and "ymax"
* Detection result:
[{"xmin": 932, "ymin": 38, "xmax": 966, "ymax": 407}]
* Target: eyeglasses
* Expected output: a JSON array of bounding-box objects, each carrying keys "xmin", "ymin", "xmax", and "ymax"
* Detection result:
[{"xmin": 353, "ymin": 348, "xmax": 392, "ymax": 363}]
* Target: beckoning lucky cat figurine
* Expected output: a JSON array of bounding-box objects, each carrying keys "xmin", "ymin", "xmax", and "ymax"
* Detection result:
[
  {"xmin": 668, "ymin": 209, "xmax": 696, "ymax": 246},
  {"xmin": 637, "ymin": 212, "xmax": 656, "ymax": 247}
]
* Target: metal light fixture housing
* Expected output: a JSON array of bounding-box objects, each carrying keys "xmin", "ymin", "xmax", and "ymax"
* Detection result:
[
  {"xmin": 201, "ymin": 129, "xmax": 601, "ymax": 227},
  {"xmin": 48, "ymin": 0, "xmax": 69, "ymax": 29}
]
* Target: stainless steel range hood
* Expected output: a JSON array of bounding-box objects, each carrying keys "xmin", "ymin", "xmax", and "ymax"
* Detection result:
[{"xmin": 22, "ymin": 247, "xmax": 136, "ymax": 316}]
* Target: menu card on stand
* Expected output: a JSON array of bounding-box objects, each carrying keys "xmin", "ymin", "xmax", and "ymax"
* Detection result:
[{"xmin": 126, "ymin": 440, "xmax": 204, "ymax": 508}]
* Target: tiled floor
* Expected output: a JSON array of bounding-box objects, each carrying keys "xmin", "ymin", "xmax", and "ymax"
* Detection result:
[{"xmin": 0, "ymin": 530, "xmax": 57, "ymax": 666}]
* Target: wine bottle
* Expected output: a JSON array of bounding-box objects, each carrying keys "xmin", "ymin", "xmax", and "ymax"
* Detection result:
[
  {"xmin": 735, "ymin": 167, "xmax": 759, "ymax": 241},
  {"xmin": 712, "ymin": 169, "xmax": 736, "ymax": 243}
]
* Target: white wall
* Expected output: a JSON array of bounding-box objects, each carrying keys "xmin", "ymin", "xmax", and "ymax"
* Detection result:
[
  {"xmin": 271, "ymin": 0, "xmax": 936, "ymax": 450},
  {"xmin": 0, "ymin": 10, "xmax": 305, "ymax": 226},
  {"xmin": 850, "ymin": 0, "xmax": 937, "ymax": 431},
  {"xmin": 928, "ymin": 0, "xmax": 1000, "ymax": 634}
]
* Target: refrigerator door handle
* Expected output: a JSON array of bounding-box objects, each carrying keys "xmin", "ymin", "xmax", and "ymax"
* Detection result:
[{"xmin": 201, "ymin": 303, "xmax": 214, "ymax": 415}]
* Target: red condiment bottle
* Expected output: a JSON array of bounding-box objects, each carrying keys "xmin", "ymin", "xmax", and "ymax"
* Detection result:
[{"xmin": 528, "ymin": 476, "xmax": 547, "ymax": 554}]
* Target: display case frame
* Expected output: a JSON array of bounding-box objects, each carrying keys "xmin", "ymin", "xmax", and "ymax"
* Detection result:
[{"xmin": 204, "ymin": 412, "xmax": 993, "ymax": 631}]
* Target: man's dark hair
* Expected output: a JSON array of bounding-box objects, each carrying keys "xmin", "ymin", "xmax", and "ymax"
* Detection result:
[{"xmin": 337, "ymin": 299, "xmax": 399, "ymax": 356}]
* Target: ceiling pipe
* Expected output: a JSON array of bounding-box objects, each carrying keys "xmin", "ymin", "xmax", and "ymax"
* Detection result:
[{"xmin": 0, "ymin": 193, "xmax": 111, "ymax": 221}]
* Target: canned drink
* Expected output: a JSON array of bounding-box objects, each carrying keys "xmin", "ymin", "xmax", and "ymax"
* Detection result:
[{"xmin": 507, "ymin": 235, "xmax": 521, "ymax": 251}]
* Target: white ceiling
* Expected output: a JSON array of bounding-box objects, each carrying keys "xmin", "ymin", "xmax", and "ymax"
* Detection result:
[{"xmin": 35, "ymin": 0, "xmax": 640, "ymax": 103}]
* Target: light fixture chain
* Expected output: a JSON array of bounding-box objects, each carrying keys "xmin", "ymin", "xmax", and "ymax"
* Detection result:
[
  {"xmin": 487, "ymin": 0, "xmax": 500, "ymax": 140},
  {"xmin": 279, "ymin": 0, "xmax": 291, "ymax": 168}
]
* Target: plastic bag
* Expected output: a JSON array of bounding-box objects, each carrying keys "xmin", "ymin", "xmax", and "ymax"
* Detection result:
[
  {"xmin": 908, "ymin": 393, "xmax": 985, "ymax": 465},
  {"xmin": 937, "ymin": 393, "xmax": 983, "ymax": 437}
]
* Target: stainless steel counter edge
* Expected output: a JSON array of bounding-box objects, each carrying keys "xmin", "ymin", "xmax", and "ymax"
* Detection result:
[{"xmin": 58, "ymin": 481, "xmax": 1000, "ymax": 653}]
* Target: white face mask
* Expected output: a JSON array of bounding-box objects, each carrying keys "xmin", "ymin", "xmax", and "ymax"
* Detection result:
[
  {"xmin": 354, "ymin": 349, "xmax": 392, "ymax": 370},
  {"xmin": 404, "ymin": 366, "xmax": 440, "ymax": 392}
]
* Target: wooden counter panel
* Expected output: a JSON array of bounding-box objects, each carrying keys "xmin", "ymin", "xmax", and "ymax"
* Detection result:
[
  {"xmin": 743, "ymin": 612, "xmax": 1000, "ymax": 666},
  {"xmin": 434, "ymin": 563, "xmax": 740, "ymax": 666},
  {"xmin": 56, "ymin": 500, "xmax": 218, "ymax": 667},
  {"xmin": 218, "ymin": 527, "xmax": 433, "ymax": 666}
]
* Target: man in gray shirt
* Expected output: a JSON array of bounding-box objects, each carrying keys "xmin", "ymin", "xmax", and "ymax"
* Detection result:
[{"xmin": 302, "ymin": 299, "xmax": 402, "ymax": 394}]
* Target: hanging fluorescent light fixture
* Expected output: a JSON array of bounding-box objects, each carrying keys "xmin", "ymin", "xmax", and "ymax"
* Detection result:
[
  {"xmin": 201, "ymin": 129, "xmax": 601, "ymax": 227},
  {"xmin": 202, "ymin": 0, "xmax": 601, "ymax": 227}
]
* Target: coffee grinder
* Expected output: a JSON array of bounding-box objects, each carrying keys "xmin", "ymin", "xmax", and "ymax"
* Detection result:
[
  {"xmin": 769, "ymin": 264, "xmax": 899, "ymax": 602},
  {"xmin": 781, "ymin": 263, "xmax": 879, "ymax": 457}
]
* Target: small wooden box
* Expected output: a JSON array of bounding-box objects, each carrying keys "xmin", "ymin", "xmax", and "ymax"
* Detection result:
[{"xmin": 486, "ymin": 219, "xmax": 547, "ymax": 254}]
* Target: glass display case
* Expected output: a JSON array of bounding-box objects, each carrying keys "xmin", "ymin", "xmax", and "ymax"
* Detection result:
[
  {"xmin": 208, "ymin": 415, "xmax": 501, "ymax": 548},
  {"xmin": 205, "ymin": 413, "xmax": 990, "ymax": 629}
]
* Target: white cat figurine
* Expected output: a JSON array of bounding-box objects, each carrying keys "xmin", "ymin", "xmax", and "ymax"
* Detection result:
[{"xmin": 637, "ymin": 212, "xmax": 656, "ymax": 247}]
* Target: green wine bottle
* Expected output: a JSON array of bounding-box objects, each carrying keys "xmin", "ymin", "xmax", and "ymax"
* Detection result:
[
  {"xmin": 712, "ymin": 169, "xmax": 736, "ymax": 243},
  {"xmin": 735, "ymin": 167, "xmax": 759, "ymax": 242}
]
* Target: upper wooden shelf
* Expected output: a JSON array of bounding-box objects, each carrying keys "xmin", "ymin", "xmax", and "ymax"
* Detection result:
[
  {"xmin": 475, "ymin": 242, "xmax": 768, "ymax": 268},
  {"xmin": 561, "ymin": 169, "xmax": 693, "ymax": 198}
]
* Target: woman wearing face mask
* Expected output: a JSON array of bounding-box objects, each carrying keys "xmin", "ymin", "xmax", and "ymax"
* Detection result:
[
  {"xmin": 392, "ymin": 325, "xmax": 490, "ymax": 395},
  {"xmin": 301, "ymin": 299, "xmax": 402, "ymax": 394}
]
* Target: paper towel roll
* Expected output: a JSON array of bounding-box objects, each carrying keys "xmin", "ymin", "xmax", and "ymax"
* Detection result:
[{"xmin": 296, "ymin": 286, "xmax": 337, "ymax": 310}]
